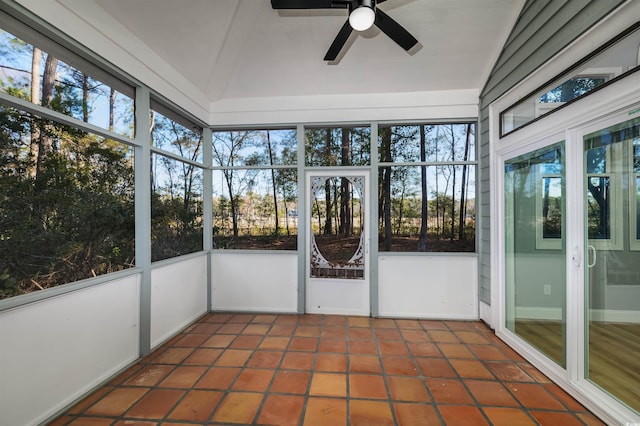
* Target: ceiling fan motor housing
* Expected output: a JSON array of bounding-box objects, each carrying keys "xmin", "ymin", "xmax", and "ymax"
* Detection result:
[{"xmin": 349, "ymin": 0, "xmax": 376, "ymax": 31}]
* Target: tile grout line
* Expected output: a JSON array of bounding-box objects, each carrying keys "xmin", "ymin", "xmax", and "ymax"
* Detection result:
[
  {"xmin": 50, "ymin": 313, "xmax": 606, "ymax": 426},
  {"xmin": 443, "ymin": 321, "xmax": 529, "ymax": 426}
]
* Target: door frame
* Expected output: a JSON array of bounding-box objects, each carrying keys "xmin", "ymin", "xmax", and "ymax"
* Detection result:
[
  {"xmin": 305, "ymin": 169, "xmax": 371, "ymax": 316},
  {"xmin": 490, "ymin": 73, "xmax": 640, "ymax": 425}
]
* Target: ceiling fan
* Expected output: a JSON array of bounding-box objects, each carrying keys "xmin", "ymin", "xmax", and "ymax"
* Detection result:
[{"xmin": 270, "ymin": 0, "xmax": 419, "ymax": 61}]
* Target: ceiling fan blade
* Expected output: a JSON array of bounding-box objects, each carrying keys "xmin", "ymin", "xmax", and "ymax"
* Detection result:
[
  {"xmin": 324, "ymin": 19, "xmax": 353, "ymax": 61},
  {"xmin": 271, "ymin": 0, "xmax": 334, "ymax": 9},
  {"xmin": 375, "ymin": 8, "xmax": 418, "ymax": 51}
]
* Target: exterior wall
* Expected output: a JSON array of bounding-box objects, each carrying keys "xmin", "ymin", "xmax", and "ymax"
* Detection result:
[
  {"xmin": 0, "ymin": 276, "xmax": 140, "ymax": 426},
  {"xmin": 211, "ymin": 251, "xmax": 298, "ymax": 313},
  {"xmin": 150, "ymin": 254, "xmax": 208, "ymax": 348},
  {"xmin": 478, "ymin": 0, "xmax": 626, "ymax": 313},
  {"xmin": 378, "ymin": 254, "xmax": 478, "ymax": 319}
]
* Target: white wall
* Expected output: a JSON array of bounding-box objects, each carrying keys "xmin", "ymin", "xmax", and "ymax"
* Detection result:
[
  {"xmin": 479, "ymin": 301, "xmax": 493, "ymax": 328},
  {"xmin": 211, "ymin": 251, "xmax": 298, "ymax": 313},
  {"xmin": 150, "ymin": 255, "xmax": 208, "ymax": 348},
  {"xmin": 378, "ymin": 254, "xmax": 478, "ymax": 319},
  {"xmin": 209, "ymin": 90, "xmax": 479, "ymax": 126},
  {"xmin": 511, "ymin": 253, "xmax": 564, "ymax": 320},
  {"xmin": 0, "ymin": 276, "xmax": 140, "ymax": 426}
]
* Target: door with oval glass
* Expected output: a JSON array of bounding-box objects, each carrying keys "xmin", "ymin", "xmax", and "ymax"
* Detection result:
[{"xmin": 306, "ymin": 170, "xmax": 370, "ymax": 315}]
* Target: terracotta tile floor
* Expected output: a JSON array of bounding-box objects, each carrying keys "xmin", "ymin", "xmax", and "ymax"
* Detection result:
[{"xmin": 49, "ymin": 313, "xmax": 605, "ymax": 425}]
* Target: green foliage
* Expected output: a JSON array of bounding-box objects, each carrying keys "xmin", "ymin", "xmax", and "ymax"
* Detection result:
[
  {"xmin": 150, "ymin": 117, "xmax": 205, "ymax": 262},
  {"xmin": 305, "ymin": 127, "xmax": 370, "ymax": 166},
  {"xmin": 539, "ymin": 77, "xmax": 606, "ymax": 104},
  {"xmin": 0, "ymin": 268, "xmax": 18, "ymax": 298},
  {"xmin": 0, "ymin": 104, "xmax": 135, "ymax": 299},
  {"xmin": 151, "ymin": 189, "xmax": 203, "ymax": 262}
]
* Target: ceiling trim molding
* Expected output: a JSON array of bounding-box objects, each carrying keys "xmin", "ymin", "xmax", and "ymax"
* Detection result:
[{"xmin": 209, "ymin": 89, "xmax": 479, "ymax": 126}]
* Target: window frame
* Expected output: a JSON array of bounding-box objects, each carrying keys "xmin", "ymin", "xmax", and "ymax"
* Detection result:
[
  {"xmin": 584, "ymin": 139, "xmax": 624, "ymax": 251},
  {"xmin": 500, "ymin": 22, "xmax": 640, "ymax": 138},
  {"xmin": 211, "ymin": 128, "xmax": 299, "ymax": 250},
  {"xmin": 376, "ymin": 122, "xmax": 478, "ymax": 253},
  {"xmin": 627, "ymin": 136, "xmax": 640, "ymax": 251},
  {"xmin": 535, "ymin": 171, "xmax": 563, "ymax": 250}
]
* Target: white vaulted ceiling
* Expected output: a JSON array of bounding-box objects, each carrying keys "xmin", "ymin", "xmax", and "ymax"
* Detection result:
[{"xmin": 14, "ymin": 0, "xmax": 524, "ymax": 124}]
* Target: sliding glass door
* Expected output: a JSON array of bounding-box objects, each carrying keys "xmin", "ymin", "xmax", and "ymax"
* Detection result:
[
  {"xmin": 501, "ymin": 110, "xmax": 640, "ymax": 419},
  {"xmin": 504, "ymin": 142, "xmax": 566, "ymax": 367},
  {"xmin": 582, "ymin": 116, "xmax": 640, "ymax": 413}
]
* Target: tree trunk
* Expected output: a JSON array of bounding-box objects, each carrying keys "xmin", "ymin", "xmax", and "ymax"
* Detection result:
[
  {"xmin": 224, "ymin": 169, "xmax": 239, "ymax": 237},
  {"xmin": 458, "ymin": 123, "xmax": 471, "ymax": 241},
  {"xmin": 380, "ymin": 128, "xmax": 392, "ymax": 250},
  {"xmin": 434, "ymin": 127, "xmax": 440, "ymax": 238},
  {"xmin": 149, "ymin": 110, "xmax": 156, "ymax": 191},
  {"xmin": 396, "ymin": 184, "xmax": 405, "ymax": 235},
  {"xmin": 323, "ymin": 130, "xmax": 333, "ymax": 235},
  {"xmin": 333, "ymin": 183, "xmax": 339, "ymax": 234},
  {"xmin": 109, "ymin": 88, "xmax": 116, "ymax": 131},
  {"xmin": 279, "ymin": 171, "xmax": 291, "ymax": 236},
  {"xmin": 41, "ymin": 54, "xmax": 58, "ymax": 108},
  {"xmin": 418, "ymin": 125, "xmax": 428, "ymax": 251},
  {"xmin": 266, "ymin": 131, "xmax": 279, "ymax": 235},
  {"xmin": 587, "ymin": 178, "xmax": 609, "ymax": 238},
  {"xmin": 29, "ymin": 47, "xmax": 42, "ymax": 178},
  {"xmin": 30, "ymin": 48, "xmax": 41, "ymax": 104},
  {"xmin": 36, "ymin": 54, "xmax": 59, "ymax": 178},
  {"xmin": 314, "ymin": 198, "xmax": 322, "ymax": 231},
  {"xmin": 449, "ymin": 126, "xmax": 456, "ymax": 241},
  {"xmin": 82, "ymin": 73, "xmax": 89, "ymax": 122},
  {"xmin": 340, "ymin": 129, "xmax": 351, "ymax": 235}
]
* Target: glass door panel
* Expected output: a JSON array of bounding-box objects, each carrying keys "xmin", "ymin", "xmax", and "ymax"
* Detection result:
[
  {"xmin": 505, "ymin": 142, "xmax": 566, "ymax": 366},
  {"xmin": 310, "ymin": 176, "xmax": 365, "ymax": 279},
  {"xmin": 583, "ymin": 117, "xmax": 640, "ymax": 413}
]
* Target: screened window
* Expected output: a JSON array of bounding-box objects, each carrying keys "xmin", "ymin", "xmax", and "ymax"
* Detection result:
[
  {"xmin": 305, "ymin": 126, "xmax": 370, "ymax": 166},
  {"xmin": 151, "ymin": 153, "xmax": 203, "ymax": 261},
  {"xmin": 212, "ymin": 129, "xmax": 297, "ymax": 249},
  {"xmin": 150, "ymin": 102, "xmax": 203, "ymax": 163},
  {"xmin": 0, "ymin": 105, "xmax": 135, "ymax": 299},
  {"xmin": 378, "ymin": 123, "xmax": 476, "ymax": 252},
  {"xmin": 0, "ymin": 29, "xmax": 134, "ymax": 138}
]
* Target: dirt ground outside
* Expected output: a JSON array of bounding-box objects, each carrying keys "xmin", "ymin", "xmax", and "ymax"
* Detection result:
[{"xmin": 214, "ymin": 234, "xmax": 475, "ymax": 254}]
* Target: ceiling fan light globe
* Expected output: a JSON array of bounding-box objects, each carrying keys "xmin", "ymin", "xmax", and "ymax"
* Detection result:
[{"xmin": 349, "ymin": 6, "xmax": 375, "ymax": 31}]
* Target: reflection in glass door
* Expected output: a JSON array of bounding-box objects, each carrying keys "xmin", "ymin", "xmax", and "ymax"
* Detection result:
[
  {"xmin": 504, "ymin": 142, "xmax": 566, "ymax": 366},
  {"xmin": 583, "ymin": 117, "xmax": 640, "ymax": 413},
  {"xmin": 306, "ymin": 171, "xmax": 370, "ymax": 315}
]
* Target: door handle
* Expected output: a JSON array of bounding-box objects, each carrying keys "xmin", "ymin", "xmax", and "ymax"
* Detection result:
[{"xmin": 587, "ymin": 245, "xmax": 596, "ymax": 268}]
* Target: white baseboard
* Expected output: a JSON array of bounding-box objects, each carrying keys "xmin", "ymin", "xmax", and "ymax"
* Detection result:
[
  {"xmin": 378, "ymin": 312, "xmax": 479, "ymax": 320},
  {"xmin": 515, "ymin": 306, "xmax": 563, "ymax": 321},
  {"xmin": 589, "ymin": 309, "xmax": 640, "ymax": 323},
  {"xmin": 515, "ymin": 306, "xmax": 640, "ymax": 323}
]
